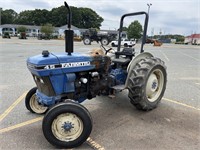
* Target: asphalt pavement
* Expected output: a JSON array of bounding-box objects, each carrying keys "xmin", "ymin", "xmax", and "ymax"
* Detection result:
[{"xmin": 0, "ymin": 37, "xmax": 199, "ymax": 150}]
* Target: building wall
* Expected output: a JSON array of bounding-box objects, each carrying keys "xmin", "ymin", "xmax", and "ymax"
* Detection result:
[
  {"xmin": 192, "ymin": 38, "xmax": 200, "ymax": 44},
  {"xmin": 0, "ymin": 26, "xmax": 40, "ymax": 36},
  {"xmin": 0, "ymin": 27, "xmax": 15, "ymax": 35},
  {"xmin": 184, "ymin": 37, "xmax": 200, "ymax": 44},
  {"xmin": 58, "ymin": 29, "xmax": 81, "ymax": 37},
  {"xmin": 0, "ymin": 24, "xmax": 80, "ymax": 37},
  {"xmin": 184, "ymin": 37, "xmax": 192, "ymax": 44}
]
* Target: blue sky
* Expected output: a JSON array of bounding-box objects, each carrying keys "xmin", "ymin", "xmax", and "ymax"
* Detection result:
[{"xmin": 1, "ymin": 0, "xmax": 200, "ymax": 36}]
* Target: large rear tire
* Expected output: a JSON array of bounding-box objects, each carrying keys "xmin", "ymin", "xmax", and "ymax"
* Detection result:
[
  {"xmin": 83, "ymin": 37, "xmax": 91, "ymax": 45},
  {"xmin": 101, "ymin": 38, "xmax": 109, "ymax": 45},
  {"xmin": 42, "ymin": 101, "xmax": 92, "ymax": 148},
  {"xmin": 127, "ymin": 57, "xmax": 167, "ymax": 111}
]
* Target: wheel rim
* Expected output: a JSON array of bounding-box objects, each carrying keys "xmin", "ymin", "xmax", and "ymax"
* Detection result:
[
  {"xmin": 146, "ymin": 69, "xmax": 164, "ymax": 102},
  {"xmin": 84, "ymin": 39, "xmax": 90, "ymax": 45},
  {"xmin": 52, "ymin": 113, "xmax": 83, "ymax": 142},
  {"xmin": 29, "ymin": 94, "xmax": 48, "ymax": 114},
  {"xmin": 102, "ymin": 39, "xmax": 108, "ymax": 45}
]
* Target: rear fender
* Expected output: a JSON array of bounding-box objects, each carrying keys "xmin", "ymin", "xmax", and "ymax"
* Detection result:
[{"xmin": 125, "ymin": 52, "xmax": 153, "ymax": 88}]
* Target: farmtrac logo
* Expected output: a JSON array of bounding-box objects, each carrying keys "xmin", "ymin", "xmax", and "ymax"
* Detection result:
[{"xmin": 44, "ymin": 61, "xmax": 91, "ymax": 69}]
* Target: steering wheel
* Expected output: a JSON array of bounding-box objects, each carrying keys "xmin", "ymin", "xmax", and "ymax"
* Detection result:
[{"xmin": 100, "ymin": 45, "xmax": 112, "ymax": 55}]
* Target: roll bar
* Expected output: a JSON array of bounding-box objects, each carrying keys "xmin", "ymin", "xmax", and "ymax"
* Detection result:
[{"xmin": 117, "ymin": 12, "xmax": 149, "ymax": 56}]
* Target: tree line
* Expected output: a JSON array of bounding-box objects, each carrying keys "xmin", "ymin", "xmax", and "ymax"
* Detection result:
[
  {"xmin": 1, "ymin": 7, "xmax": 185, "ymax": 41},
  {"xmin": 1, "ymin": 7, "xmax": 144, "ymax": 40},
  {"xmin": 1, "ymin": 6, "xmax": 104, "ymax": 29}
]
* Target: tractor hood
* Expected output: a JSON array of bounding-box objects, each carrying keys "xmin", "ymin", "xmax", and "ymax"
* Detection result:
[{"xmin": 27, "ymin": 52, "xmax": 95, "ymax": 76}]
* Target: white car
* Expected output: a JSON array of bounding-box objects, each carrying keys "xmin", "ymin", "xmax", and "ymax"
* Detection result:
[{"xmin": 111, "ymin": 39, "xmax": 136, "ymax": 47}]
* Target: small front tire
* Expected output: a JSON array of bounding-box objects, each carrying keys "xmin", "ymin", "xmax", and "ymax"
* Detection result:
[
  {"xmin": 42, "ymin": 101, "xmax": 92, "ymax": 148},
  {"xmin": 25, "ymin": 87, "xmax": 48, "ymax": 114}
]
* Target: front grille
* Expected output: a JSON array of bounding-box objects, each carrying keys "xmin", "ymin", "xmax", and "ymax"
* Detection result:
[{"xmin": 33, "ymin": 75, "xmax": 55, "ymax": 96}]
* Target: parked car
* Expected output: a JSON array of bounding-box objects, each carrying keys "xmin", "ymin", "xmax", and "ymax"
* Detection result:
[
  {"xmin": 37, "ymin": 34, "xmax": 50, "ymax": 40},
  {"xmin": 111, "ymin": 39, "xmax": 136, "ymax": 47},
  {"xmin": 2, "ymin": 32, "xmax": 11, "ymax": 39},
  {"xmin": 19, "ymin": 32, "xmax": 27, "ymax": 39}
]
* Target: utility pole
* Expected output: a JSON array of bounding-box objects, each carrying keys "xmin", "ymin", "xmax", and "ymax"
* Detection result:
[
  {"xmin": 0, "ymin": 8, "xmax": 2, "ymax": 25},
  {"xmin": 147, "ymin": 3, "xmax": 152, "ymax": 15}
]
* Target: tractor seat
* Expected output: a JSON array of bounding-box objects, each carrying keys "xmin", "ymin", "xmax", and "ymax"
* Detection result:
[
  {"xmin": 112, "ymin": 47, "xmax": 135, "ymax": 65},
  {"xmin": 115, "ymin": 47, "xmax": 135, "ymax": 57},
  {"xmin": 112, "ymin": 57, "xmax": 131, "ymax": 64}
]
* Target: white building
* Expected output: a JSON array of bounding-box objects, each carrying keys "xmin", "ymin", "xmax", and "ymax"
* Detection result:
[
  {"xmin": 0, "ymin": 24, "xmax": 79, "ymax": 37},
  {"xmin": 0, "ymin": 24, "xmax": 41, "ymax": 36},
  {"xmin": 184, "ymin": 34, "xmax": 200, "ymax": 45},
  {"xmin": 58, "ymin": 25, "xmax": 81, "ymax": 37}
]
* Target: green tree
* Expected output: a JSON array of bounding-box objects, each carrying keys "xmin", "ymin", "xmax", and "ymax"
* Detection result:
[
  {"xmin": 15, "ymin": 9, "xmax": 50, "ymax": 25},
  {"xmin": 41, "ymin": 23, "xmax": 54, "ymax": 37},
  {"xmin": 3, "ymin": 5, "xmax": 104, "ymax": 29},
  {"xmin": 50, "ymin": 6, "xmax": 68, "ymax": 27},
  {"xmin": 50, "ymin": 6, "xmax": 103, "ymax": 29},
  {"xmin": 1, "ymin": 9, "xmax": 18, "ymax": 24},
  {"xmin": 127, "ymin": 20, "xmax": 143, "ymax": 39},
  {"xmin": 15, "ymin": 10, "xmax": 34, "ymax": 25},
  {"xmin": 79, "ymin": 8, "xmax": 103, "ymax": 29},
  {"xmin": 17, "ymin": 26, "xmax": 27, "ymax": 33},
  {"xmin": 71, "ymin": 6, "xmax": 82, "ymax": 28},
  {"xmin": 31, "ymin": 9, "xmax": 50, "ymax": 25}
]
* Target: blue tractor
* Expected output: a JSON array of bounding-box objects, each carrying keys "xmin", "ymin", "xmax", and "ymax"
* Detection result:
[{"xmin": 25, "ymin": 2, "xmax": 167, "ymax": 148}]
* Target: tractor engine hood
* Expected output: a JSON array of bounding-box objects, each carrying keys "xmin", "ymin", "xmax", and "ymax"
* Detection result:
[{"xmin": 27, "ymin": 52, "xmax": 95, "ymax": 76}]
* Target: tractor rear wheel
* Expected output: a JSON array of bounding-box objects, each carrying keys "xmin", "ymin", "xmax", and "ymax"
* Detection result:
[
  {"xmin": 83, "ymin": 37, "xmax": 91, "ymax": 45},
  {"xmin": 101, "ymin": 38, "xmax": 109, "ymax": 45},
  {"xmin": 42, "ymin": 101, "xmax": 92, "ymax": 148},
  {"xmin": 127, "ymin": 57, "xmax": 167, "ymax": 111},
  {"xmin": 25, "ymin": 87, "xmax": 48, "ymax": 114}
]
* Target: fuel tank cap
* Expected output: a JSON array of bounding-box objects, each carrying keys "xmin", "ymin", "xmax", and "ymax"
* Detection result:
[{"xmin": 42, "ymin": 50, "xmax": 49, "ymax": 57}]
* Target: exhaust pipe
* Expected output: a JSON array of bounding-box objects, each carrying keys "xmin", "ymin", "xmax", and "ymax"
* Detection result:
[{"xmin": 64, "ymin": 1, "xmax": 74, "ymax": 55}]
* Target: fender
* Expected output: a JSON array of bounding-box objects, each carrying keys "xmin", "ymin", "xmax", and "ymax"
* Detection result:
[{"xmin": 125, "ymin": 52, "xmax": 153, "ymax": 88}]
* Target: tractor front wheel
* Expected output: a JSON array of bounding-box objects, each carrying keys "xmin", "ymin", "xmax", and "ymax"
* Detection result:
[
  {"xmin": 42, "ymin": 101, "xmax": 92, "ymax": 148},
  {"xmin": 25, "ymin": 87, "xmax": 48, "ymax": 114},
  {"xmin": 128, "ymin": 57, "xmax": 167, "ymax": 111}
]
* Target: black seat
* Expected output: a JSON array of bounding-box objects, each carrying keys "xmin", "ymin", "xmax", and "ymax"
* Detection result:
[
  {"xmin": 115, "ymin": 47, "xmax": 135, "ymax": 58},
  {"xmin": 112, "ymin": 58, "xmax": 131, "ymax": 64},
  {"xmin": 112, "ymin": 48, "xmax": 135, "ymax": 65}
]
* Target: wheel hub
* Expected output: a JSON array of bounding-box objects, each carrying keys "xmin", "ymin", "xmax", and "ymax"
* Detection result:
[
  {"xmin": 152, "ymin": 80, "xmax": 158, "ymax": 90},
  {"xmin": 146, "ymin": 73, "xmax": 159, "ymax": 102},
  {"xmin": 52, "ymin": 113, "xmax": 83, "ymax": 142},
  {"xmin": 62, "ymin": 122, "xmax": 74, "ymax": 132},
  {"xmin": 146, "ymin": 73, "xmax": 158, "ymax": 95},
  {"xmin": 146, "ymin": 69, "xmax": 164, "ymax": 102}
]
